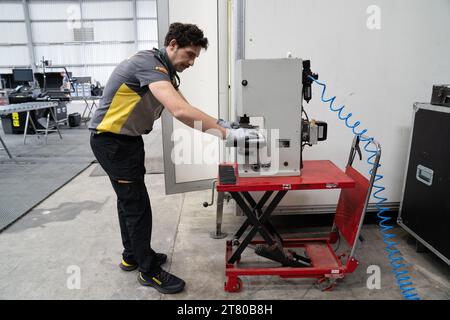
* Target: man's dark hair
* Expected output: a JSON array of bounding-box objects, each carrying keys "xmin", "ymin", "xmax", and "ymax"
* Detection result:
[{"xmin": 164, "ymin": 22, "xmax": 208, "ymax": 50}]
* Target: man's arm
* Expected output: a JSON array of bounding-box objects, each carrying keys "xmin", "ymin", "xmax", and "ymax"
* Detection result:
[
  {"xmin": 177, "ymin": 90, "xmax": 188, "ymax": 103},
  {"xmin": 149, "ymin": 81, "xmax": 226, "ymax": 139}
]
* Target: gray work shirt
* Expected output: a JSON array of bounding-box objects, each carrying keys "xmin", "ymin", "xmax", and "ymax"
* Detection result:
[{"xmin": 89, "ymin": 49, "xmax": 174, "ymax": 136}]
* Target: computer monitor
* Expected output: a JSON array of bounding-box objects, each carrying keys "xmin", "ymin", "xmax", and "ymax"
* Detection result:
[{"xmin": 13, "ymin": 69, "xmax": 34, "ymax": 83}]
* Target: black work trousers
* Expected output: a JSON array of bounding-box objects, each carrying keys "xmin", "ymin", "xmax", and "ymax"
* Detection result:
[{"xmin": 90, "ymin": 132, "xmax": 157, "ymax": 273}]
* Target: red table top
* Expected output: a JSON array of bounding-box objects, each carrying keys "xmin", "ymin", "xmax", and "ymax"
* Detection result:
[{"xmin": 217, "ymin": 160, "xmax": 355, "ymax": 192}]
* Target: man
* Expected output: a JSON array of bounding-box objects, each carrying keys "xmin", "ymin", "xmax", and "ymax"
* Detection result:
[
  {"xmin": 89, "ymin": 22, "xmax": 254, "ymax": 294},
  {"xmin": 60, "ymin": 71, "xmax": 71, "ymax": 91}
]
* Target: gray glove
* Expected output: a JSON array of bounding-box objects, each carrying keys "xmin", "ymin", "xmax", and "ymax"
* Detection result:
[
  {"xmin": 225, "ymin": 128, "xmax": 265, "ymax": 147},
  {"xmin": 217, "ymin": 118, "xmax": 240, "ymax": 129}
]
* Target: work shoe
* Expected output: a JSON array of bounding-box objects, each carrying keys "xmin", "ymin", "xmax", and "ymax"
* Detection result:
[
  {"xmin": 138, "ymin": 268, "xmax": 185, "ymax": 294},
  {"xmin": 119, "ymin": 253, "xmax": 167, "ymax": 271}
]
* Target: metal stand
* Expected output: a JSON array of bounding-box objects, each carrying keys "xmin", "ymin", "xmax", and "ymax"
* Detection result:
[
  {"xmin": 81, "ymin": 97, "xmax": 100, "ymax": 125},
  {"xmin": 204, "ymin": 180, "xmax": 229, "ymax": 239},
  {"xmin": 210, "ymin": 192, "xmax": 228, "ymax": 239},
  {"xmin": 0, "ymin": 134, "xmax": 13, "ymax": 159},
  {"xmin": 23, "ymin": 107, "xmax": 62, "ymax": 144}
]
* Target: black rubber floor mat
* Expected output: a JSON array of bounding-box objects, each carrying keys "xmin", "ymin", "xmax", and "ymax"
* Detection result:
[{"xmin": 0, "ymin": 128, "xmax": 94, "ymax": 231}]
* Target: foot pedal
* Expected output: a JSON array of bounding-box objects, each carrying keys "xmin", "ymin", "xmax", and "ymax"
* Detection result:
[
  {"xmin": 288, "ymin": 249, "xmax": 312, "ymax": 265},
  {"xmin": 219, "ymin": 164, "xmax": 237, "ymax": 185},
  {"xmin": 255, "ymin": 244, "xmax": 310, "ymax": 267}
]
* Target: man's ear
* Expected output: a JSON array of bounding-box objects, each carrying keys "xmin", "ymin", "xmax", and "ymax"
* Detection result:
[{"xmin": 168, "ymin": 39, "xmax": 178, "ymax": 49}]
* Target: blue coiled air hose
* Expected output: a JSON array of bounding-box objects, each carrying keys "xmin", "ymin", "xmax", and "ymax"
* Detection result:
[{"xmin": 309, "ymin": 75, "xmax": 420, "ymax": 300}]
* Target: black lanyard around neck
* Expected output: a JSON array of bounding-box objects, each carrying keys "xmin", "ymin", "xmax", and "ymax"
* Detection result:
[{"xmin": 153, "ymin": 47, "xmax": 180, "ymax": 90}]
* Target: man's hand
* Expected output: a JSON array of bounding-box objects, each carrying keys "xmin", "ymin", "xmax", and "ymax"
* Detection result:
[
  {"xmin": 225, "ymin": 128, "xmax": 265, "ymax": 147},
  {"xmin": 217, "ymin": 118, "xmax": 240, "ymax": 129}
]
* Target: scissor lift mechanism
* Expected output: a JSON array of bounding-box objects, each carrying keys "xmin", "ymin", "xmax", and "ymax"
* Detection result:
[{"xmin": 215, "ymin": 137, "xmax": 381, "ymax": 292}]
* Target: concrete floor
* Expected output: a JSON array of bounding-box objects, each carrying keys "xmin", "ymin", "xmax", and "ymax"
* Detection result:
[{"xmin": 0, "ymin": 163, "xmax": 449, "ymax": 300}]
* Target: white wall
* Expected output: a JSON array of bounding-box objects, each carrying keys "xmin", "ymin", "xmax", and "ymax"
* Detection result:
[
  {"xmin": 0, "ymin": 0, "xmax": 158, "ymax": 84},
  {"xmin": 0, "ymin": 2, "xmax": 27, "ymax": 73},
  {"xmin": 0, "ymin": 2, "xmax": 25, "ymax": 20},
  {"xmin": 242, "ymin": 0, "xmax": 450, "ymax": 208}
]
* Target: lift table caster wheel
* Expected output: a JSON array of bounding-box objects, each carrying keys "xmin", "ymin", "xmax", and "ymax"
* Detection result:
[
  {"xmin": 224, "ymin": 277, "xmax": 243, "ymax": 293},
  {"xmin": 315, "ymin": 277, "xmax": 336, "ymax": 292}
]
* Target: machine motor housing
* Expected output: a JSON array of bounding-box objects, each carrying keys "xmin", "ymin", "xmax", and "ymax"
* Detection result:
[{"xmin": 235, "ymin": 59, "xmax": 303, "ymax": 177}]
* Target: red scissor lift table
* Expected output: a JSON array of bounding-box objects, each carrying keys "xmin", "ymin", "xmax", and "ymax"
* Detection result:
[{"xmin": 216, "ymin": 137, "xmax": 381, "ymax": 292}]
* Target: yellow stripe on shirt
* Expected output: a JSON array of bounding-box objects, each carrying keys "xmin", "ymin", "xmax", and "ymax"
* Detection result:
[{"xmin": 96, "ymin": 83, "xmax": 141, "ymax": 134}]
